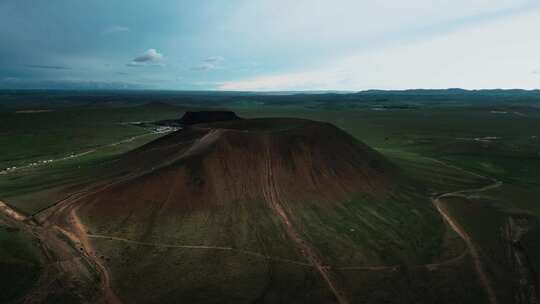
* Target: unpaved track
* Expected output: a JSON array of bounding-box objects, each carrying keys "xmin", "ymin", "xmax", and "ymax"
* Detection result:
[
  {"xmin": 86, "ymin": 232, "xmax": 469, "ymax": 271},
  {"xmin": 432, "ymin": 162, "xmax": 501, "ymax": 304},
  {"xmin": 0, "ymin": 199, "xmax": 106, "ymax": 303},
  {"xmin": 6, "ymin": 181, "xmax": 124, "ymax": 304},
  {"xmin": 67, "ymin": 208, "xmax": 122, "ymax": 304},
  {"xmin": 40, "ymin": 182, "xmax": 128, "ymax": 304},
  {"xmin": 262, "ymin": 142, "xmax": 349, "ymax": 304},
  {"xmin": 0, "ymin": 200, "xmax": 27, "ymax": 221},
  {"xmin": 87, "ymin": 234, "xmax": 312, "ymax": 267},
  {"xmin": 33, "ymin": 130, "xmax": 226, "ymax": 304}
]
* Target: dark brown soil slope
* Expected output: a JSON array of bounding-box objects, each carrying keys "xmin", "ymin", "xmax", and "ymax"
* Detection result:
[{"xmin": 84, "ymin": 118, "xmax": 394, "ymax": 217}]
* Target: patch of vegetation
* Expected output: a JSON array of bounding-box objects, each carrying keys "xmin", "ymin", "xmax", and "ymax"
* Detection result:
[{"xmin": 0, "ymin": 223, "xmax": 43, "ymax": 303}]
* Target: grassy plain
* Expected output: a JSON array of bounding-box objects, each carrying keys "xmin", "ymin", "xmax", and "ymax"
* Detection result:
[
  {"xmin": 0, "ymin": 216, "xmax": 43, "ymax": 303},
  {"xmin": 0, "ymin": 91, "xmax": 539, "ymax": 303}
]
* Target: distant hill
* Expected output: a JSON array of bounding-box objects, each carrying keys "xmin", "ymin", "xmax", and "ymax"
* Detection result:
[
  {"xmin": 179, "ymin": 110, "xmax": 241, "ymax": 125},
  {"xmin": 156, "ymin": 110, "xmax": 241, "ymax": 127},
  {"xmin": 355, "ymin": 88, "xmax": 540, "ymax": 96},
  {"xmin": 137, "ymin": 101, "xmax": 179, "ymax": 110}
]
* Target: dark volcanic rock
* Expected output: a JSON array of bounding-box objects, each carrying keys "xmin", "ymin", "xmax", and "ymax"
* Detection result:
[{"xmin": 179, "ymin": 111, "xmax": 241, "ymax": 125}]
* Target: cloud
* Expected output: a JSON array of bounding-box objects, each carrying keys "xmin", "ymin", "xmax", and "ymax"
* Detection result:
[
  {"xmin": 227, "ymin": 0, "xmax": 535, "ymax": 51},
  {"xmin": 204, "ymin": 56, "xmax": 224, "ymax": 63},
  {"xmin": 23, "ymin": 64, "xmax": 71, "ymax": 70},
  {"xmin": 0, "ymin": 78, "xmax": 143, "ymax": 90},
  {"xmin": 103, "ymin": 26, "xmax": 130, "ymax": 34},
  {"xmin": 126, "ymin": 62, "xmax": 144, "ymax": 67},
  {"xmin": 127, "ymin": 49, "xmax": 164, "ymax": 67},
  {"xmin": 191, "ymin": 63, "xmax": 216, "ymax": 71},
  {"xmin": 220, "ymin": 70, "xmax": 336, "ymax": 91},
  {"xmin": 133, "ymin": 49, "xmax": 163, "ymax": 63},
  {"xmin": 191, "ymin": 56, "xmax": 224, "ymax": 71},
  {"xmin": 220, "ymin": 10, "xmax": 540, "ymax": 91}
]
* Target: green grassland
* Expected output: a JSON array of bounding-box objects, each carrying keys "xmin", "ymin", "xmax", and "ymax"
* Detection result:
[
  {"xmin": 0, "ymin": 105, "xmax": 183, "ymax": 169},
  {"xmin": 1, "ymin": 92, "xmax": 539, "ymax": 303},
  {"xmin": 0, "ymin": 132, "xmax": 166, "ymax": 214},
  {"xmin": 0, "ymin": 217, "xmax": 43, "ymax": 303}
]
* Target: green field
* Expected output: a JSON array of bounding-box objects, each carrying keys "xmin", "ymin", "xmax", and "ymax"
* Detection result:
[
  {"xmin": 1, "ymin": 91, "xmax": 540, "ymax": 303},
  {"xmin": 0, "ymin": 216, "xmax": 43, "ymax": 303}
]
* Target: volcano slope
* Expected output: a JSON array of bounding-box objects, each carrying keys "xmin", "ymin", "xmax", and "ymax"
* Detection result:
[{"xmin": 57, "ymin": 118, "xmax": 446, "ymax": 303}]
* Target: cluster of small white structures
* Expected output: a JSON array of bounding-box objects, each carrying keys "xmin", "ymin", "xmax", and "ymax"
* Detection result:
[
  {"xmin": 456, "ymin": 136, "xmax": 501, "ymax": 143},
  {"xmin": 154, "ymin": 126, "xmax": 180, "ymax": 134},
  {"xmin": 0, "ymin": 128, "xmax": 178, "ymax": 175},
  {"xmin": 1, "ymin": 159, "xmax": 55, "ymax": 174},
  {"xmin": 474, "ymin": 136, "xmax": 500, "ymax": 142},
  {"xmin": 1, "ymin": 166, "xmax": 17, "ymax": 174},
  {"xmin": 490, "ymin": 110, "xmax": 526, "ymax": 116}
]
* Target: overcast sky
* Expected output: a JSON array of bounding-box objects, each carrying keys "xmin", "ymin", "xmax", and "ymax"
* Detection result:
[{"xmin": 1, "ymin": 0, "xmax": 539, "ymax": 91}]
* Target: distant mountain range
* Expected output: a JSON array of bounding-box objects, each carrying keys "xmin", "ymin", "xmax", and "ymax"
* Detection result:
[
  {"xmin": 355, "ymin": 88, "xmax": 540, "ymax": 96},
  {"xmin": 2, "ymin": 88, "xmax": 540, "ymax": 96}
]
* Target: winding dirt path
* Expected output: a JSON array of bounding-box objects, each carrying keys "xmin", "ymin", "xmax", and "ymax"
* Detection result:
[
  {"xmin": 86, "ymin": 234, "xmax": 312, "ymax": 267},
  {"xmin": 261, "ymin": 142, "xmax": 349, "ymax": 304},
  {"xmin": 82, "ymin": 232, "xmax": 469, "ymax": 272},
  {"xmin": 69, "ymin": 208, "xmax": 122, "ymax": 304},
  {"xmin": 41, "ymin": 187, "xmax": 127, "ymax": 304},
  {"xmin": 0, "ymin": 198, "xmax": 114, "ymax": 303},
  {"xmin": 432, "ymin": 164, "xmax": 502, "ymax": 304},
  {"xmin": 0, "ymin": 200, "xmax": 27, "ymax": 222}
]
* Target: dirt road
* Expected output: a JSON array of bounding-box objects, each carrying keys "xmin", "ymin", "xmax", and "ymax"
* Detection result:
[
  {"xmin": 38, "ymin": 182, "xmax": 128, "ymax": 304},
  {"xmin": 66, "ymin": 207, "xmax": 122, "ymax": 304},
  {"xmin": 0, "ymin": 198, "xmax": 108, "ymax": 303},
  {"xmin": 432, "ymin": 164, "xmax": 501, "ymax": 304},
  {"xmin": 87, "ymin": 234, "xmax": 312, "ymax": 267},
  {"xmin": 262, "ymin": 142, "xmax": 349, "ymax": 304},
  {"xmin": 0, "ymin": 200, "xmax": 27, "ymax": 221}
]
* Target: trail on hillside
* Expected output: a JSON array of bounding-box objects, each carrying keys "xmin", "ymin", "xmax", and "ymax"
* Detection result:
[
  {"xmin": 86, "ymin": 234, "xmax": 312, "ymax": 267},
  {"xmin": 24, "ymin": 172, "xmax": 136, "ymax": 304},
  {"xmin": 83, "ymin": 232, "xmax": 468, "ymax": 272},
  {"xmin": 503, "ymin": 217, "xmax": 540, "ymax": 304},
  {"xmin": 0, "ymin": 200, "xmax": 27, "ymax": 221},
  {"xmin": 432, "ymin": 162, "xmax": 501, "ymax": 304},
  {"xmin": 30, "ymin": 129, "xmax": 231, "ymax": 304},
  {"xmin": 23, "ymin": 183, "xmax": 124, "ymax": 304},
  {"xmin": 261, "ymin": 141, "xmax": 349, "ymax": 304},
  {"xmin": 32, "ymin": 129, "xmax": 228, "ymax": 304},
  {"xmin": 0, "ymin": 199, "xmax": 110, "ymax": 303},
  {"xmin": 66, "ymin": 207, "xmax": 122, "ymax": 304}
]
